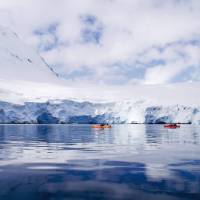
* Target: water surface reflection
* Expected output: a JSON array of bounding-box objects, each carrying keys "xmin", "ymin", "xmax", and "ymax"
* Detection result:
[{"xmin": 0, "ymin": 124, "xmax": 199, "ymax": 200}]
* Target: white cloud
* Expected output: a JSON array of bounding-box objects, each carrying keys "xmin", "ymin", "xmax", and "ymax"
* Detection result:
[
  {"xmin": 143, "ymin": 41, "xmax": 200, "ymax": 84},
  {"xmin": 144, "ymin": 63, "xmax": 183, "ymax": 84},
  {"xmin": 0, "ymin": 0, "xmax": 200, "ymax": 85}
]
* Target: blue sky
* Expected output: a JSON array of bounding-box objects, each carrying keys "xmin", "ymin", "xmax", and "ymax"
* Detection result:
[{"xmin": 0, "ymin": 0, "xmax": 200, "ymax": 85}]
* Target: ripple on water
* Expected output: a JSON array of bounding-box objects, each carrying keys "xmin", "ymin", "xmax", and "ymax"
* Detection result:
[{"xmin": 0, "ymin": 124, "xmax": 199, "ymax": 200}]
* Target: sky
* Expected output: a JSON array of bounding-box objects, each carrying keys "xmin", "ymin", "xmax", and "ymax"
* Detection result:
[{"xmin": 0, "ymin": 0, "xmax": 200, "ymax": 86}]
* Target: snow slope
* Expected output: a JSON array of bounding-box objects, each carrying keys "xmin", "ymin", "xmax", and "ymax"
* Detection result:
[
  {"xmin": 0, "ymin": 78, "xmax": 200, "ymax": 106},
  {"xmin": 0, "ymin": 26, "xmax": 58, "ymax": 83},
  {"xmin": 0, "ymin": 26, "xmax": 200, "ymax": 124}
]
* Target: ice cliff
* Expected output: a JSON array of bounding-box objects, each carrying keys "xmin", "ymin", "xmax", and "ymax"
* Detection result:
[{"xmin": 0, "ymin": 100, "xmax": 199, "ymax": 124}]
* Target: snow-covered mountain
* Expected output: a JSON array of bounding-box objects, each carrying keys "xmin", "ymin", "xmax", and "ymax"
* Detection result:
[
  {"xmin": 0, "ymin": 26, "xmax": 58, "ymax": 83},
  {"xmin": 0, "ymin": 26, "xmax": 200, "ymax": 124}
]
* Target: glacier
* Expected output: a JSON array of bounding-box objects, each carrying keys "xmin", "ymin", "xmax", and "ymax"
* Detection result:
[
  {"xmin": 0, "ymin": 100, "xmax": 200, "ymax": 124},
  {"xmin": 0, "ymin": 25, "xmax": 200, "ymax": 124}
]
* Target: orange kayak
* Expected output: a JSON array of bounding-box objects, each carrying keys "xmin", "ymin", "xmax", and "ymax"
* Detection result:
[
  {"xmin": 164, "ymin": 124, "xmax": 180, "ymax": 129},
  {"xmin": 92, "ymin": 125, "xmax": 112, "ymax": 129}
]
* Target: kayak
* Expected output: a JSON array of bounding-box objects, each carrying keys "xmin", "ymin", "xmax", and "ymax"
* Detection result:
[
  {"xmin": 92, "ymin": 125, "xmax": 112, "ymax": 129},
  {"xmin": 164, "ymin": 124, "xmax": 180, "ymax": 129}
]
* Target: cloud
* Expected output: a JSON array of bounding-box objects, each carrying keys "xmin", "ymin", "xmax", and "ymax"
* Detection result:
[
  {"xmin": 143, "ymin": 40, "xmax": 200, "ymax": 84},
  {"xmin": 0, "ymin": 0, "xmax": 200, "ymax": 85}
]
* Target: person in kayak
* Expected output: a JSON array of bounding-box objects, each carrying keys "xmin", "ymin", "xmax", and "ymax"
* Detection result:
[
  {"xmin": 92, "ymin": 124, "xmax": 112, "ymax": 128},
  {"xmin": 100, "ymin": 123, "xmax": 109, "ymax": 126}
]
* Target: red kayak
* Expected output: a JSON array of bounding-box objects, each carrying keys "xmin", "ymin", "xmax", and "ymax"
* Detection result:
[
  {"xmin": 164, "ymin": 124, "xmax": 180, "ymax": 129},
  {"xmin": 92, "ymin": 125, "xmax": 112, "ymax": 129}
]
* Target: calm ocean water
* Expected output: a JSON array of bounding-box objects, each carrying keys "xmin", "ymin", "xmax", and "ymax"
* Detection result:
[{"xmin": 0, "ymin": 124, "xmax": 199, "ymax": 200}]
